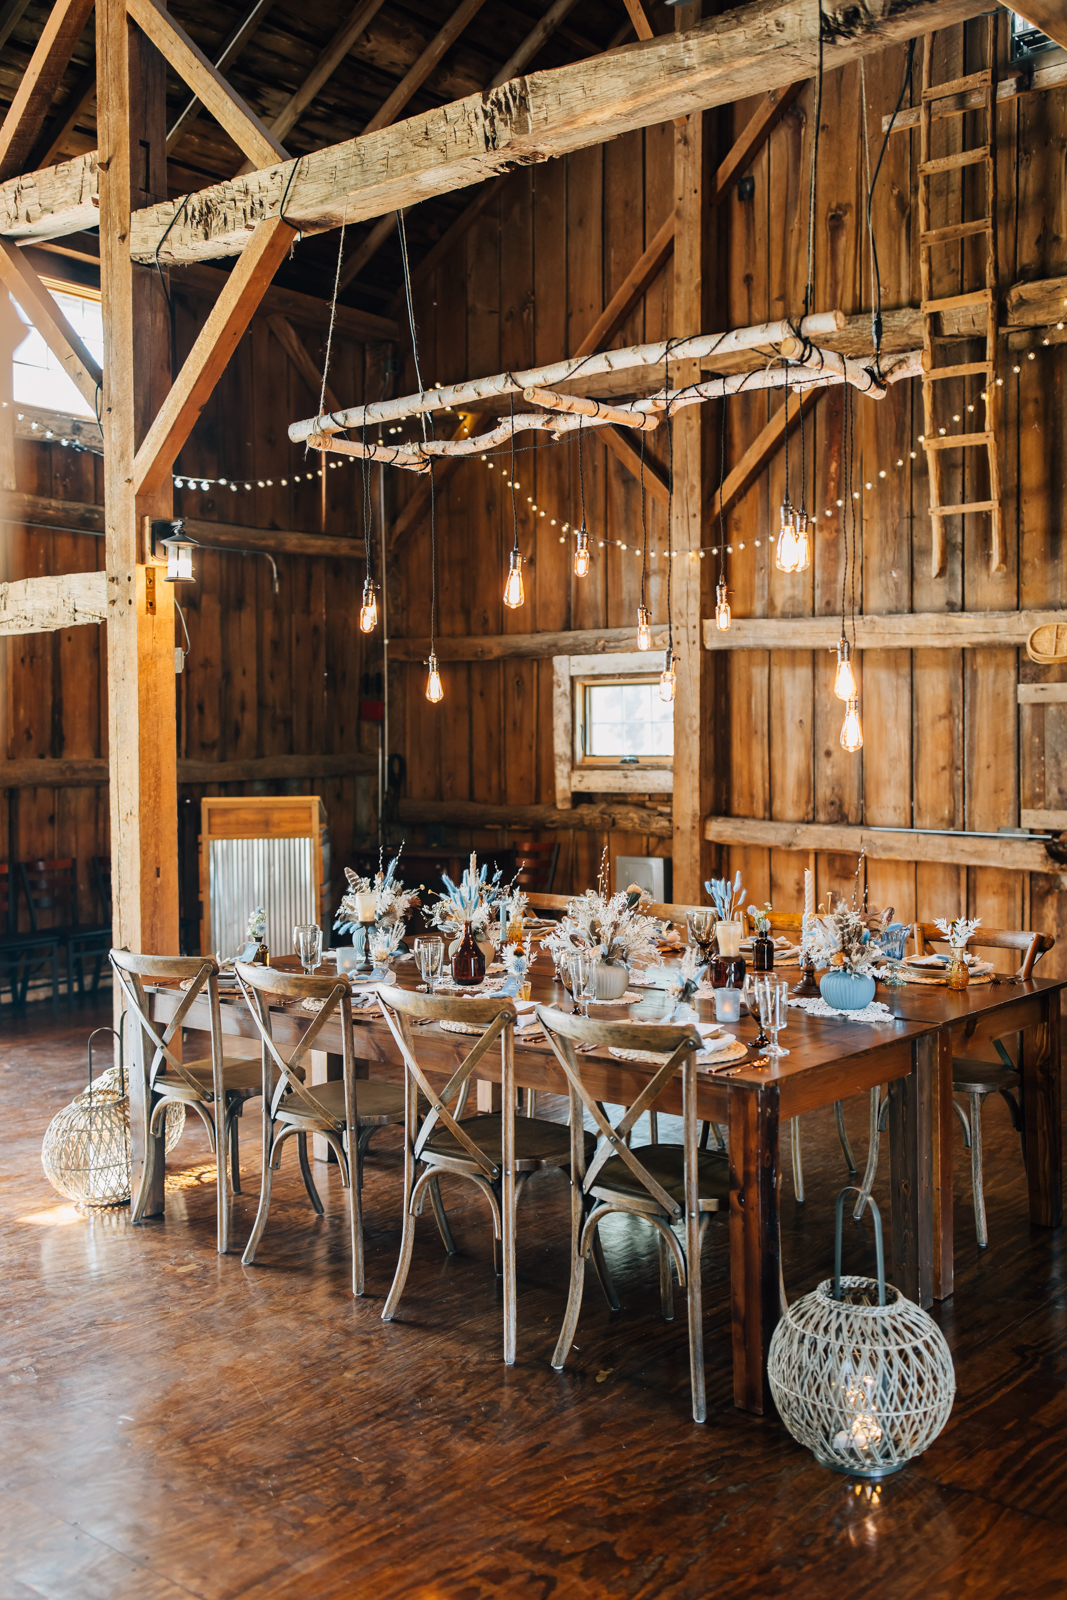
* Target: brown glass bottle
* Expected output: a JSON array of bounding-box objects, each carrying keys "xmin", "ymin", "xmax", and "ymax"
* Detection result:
[
  {"xmin": 711, "ymin": 954, "xmax": 746, "ymax": 988},
  {"xmin": 752, "ymin": 933, "xmax": 775, "ymax": 972},
  {"xmin": 451, "ymin": 921, "xmax": 485, "ymax": 986}
]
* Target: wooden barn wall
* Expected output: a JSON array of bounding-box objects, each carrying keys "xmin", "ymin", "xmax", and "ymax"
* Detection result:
[
  {"xmin": 2, "ymin": 289, "xmax": 383, "ymax": 947},
  {"xmin": 393, "ymin": 20, "xmax": 1067, "ymax": 973}
]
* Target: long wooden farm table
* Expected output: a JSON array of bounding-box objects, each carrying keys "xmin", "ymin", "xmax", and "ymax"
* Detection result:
[{"xmin": 146, "ymin": 965, "xmax": 1064, "ymax": 1414}]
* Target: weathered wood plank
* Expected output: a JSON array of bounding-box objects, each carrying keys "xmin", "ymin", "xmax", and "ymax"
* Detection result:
[
  {"xmin": 388, "ymin": 624, "xmax": 669, "ymax": 661},
  {"xmin": 127, "ymin": 0, "xmax": 991, "ymax": 264},
  {"xmin": 703, "ymin": 814, "xmax": 1056, "ymax": 873},
  {"xmin": 398, "ymin": 797, "xmax": 672, "ymax": 836},
  {"xmin": 0, "ymin": 751, "xmax": 376, "ymax": 786},
  {"xmin": 0, "ymin": 569, "xmax": 106, "ymax": 633},
  {"xmin": 0, "ymin": 0, "xmax": 95, "ymax": 183},
  {"xmin": 702, "ymin": 609, "xmax": 1066, "ymax": 652}
]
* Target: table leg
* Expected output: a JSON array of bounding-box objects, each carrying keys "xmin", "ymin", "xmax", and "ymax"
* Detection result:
[
  {"xmin": 728, "ymin": 1082, "xmax": 780, "ymax": 1415},
  {"xmin": 888, "ymin": 1031, "xmax": 934, "ymax": 1308},
  {"xmin": 125, "ymin": 1014, "xmax": 165, "ymax": 1218},
  {"xmin": 1020, "ymin": 990, "xmax": 1062, "ymax": 1229},
  {"xmin": 932, "ymin": 1025, "xmax": 954, "ymax": 1300}
]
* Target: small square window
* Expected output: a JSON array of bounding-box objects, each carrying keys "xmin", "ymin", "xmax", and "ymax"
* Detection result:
[
  {"xmin": 579, "ymin": 676, "xmax": 674, "ymax": 764},
  {"xmin": 10, "ymin": 282, "xmax": 103, "ymax": 418}
]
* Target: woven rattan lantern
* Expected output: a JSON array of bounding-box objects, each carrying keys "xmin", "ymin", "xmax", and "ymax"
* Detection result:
[
  {"xmin": 42, "ymin": 1028, "xmax": 131, "ymax": 1208},
  {"xmin": 768, "ymin": 1190, "xmax": 955, "ymax": 1479},
  {"xmin": 88, "ymin": 1064, "xmax": 185, "ymax": 1155}
]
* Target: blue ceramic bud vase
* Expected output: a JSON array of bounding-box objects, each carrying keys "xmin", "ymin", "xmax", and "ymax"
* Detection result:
[{"xmin": 819, "ymin": 969, "xmax": 876, "ymax": 1012}]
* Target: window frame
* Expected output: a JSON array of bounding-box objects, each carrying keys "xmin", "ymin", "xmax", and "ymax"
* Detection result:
[{"xmin": 553, "ymin": 651, "xmax": 673, "ymax": 807}]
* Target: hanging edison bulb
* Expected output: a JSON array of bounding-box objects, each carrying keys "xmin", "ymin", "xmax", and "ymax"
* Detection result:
[
  {"xmin": 425, "ymin": 652, "xmax": 444, "ymax": 704},
  {"xmin": 840, "ymin": 694, "xmax": 863, "ymax": 753},
  {"xmin": 775, "ymin": 503, "xmax": 800, "ymax": 573},
  {"xmin": 503, "ymin": 547, "xmax": 525, "ymax": 609},
  {"xmin": 715, "ymin": 580, "xmax": 731, "ymax": 632},
  {"xmin": 636, "ymin": 604, "xmax": 652, "ymax": 650},
  {"xmin": 793, "ymin": 509, "xmax": 811, "ymax": 572},
  {"xmin": 659, "ymin": 646, "xmax": 676, "ymax": 704},
  {"xmin": 573, "ymin": 525, "xmax": 591, "ymax": 577},
  {"xmin": 833, "ymin": 638, "xmax": 857, "ymax": 701},
  {"xmin": 359, "ymin": 578, "xmax": 379, "ymax": 633}
]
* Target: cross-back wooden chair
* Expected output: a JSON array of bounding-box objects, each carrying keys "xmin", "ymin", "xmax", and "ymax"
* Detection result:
[
  {"xmin": 537, "ymin": 1005, "xmax": 730, "ymax": 1424},
  {"xmin": 378, "ymin": 987, "xmax": 597, "ymax": 1365},
  {"xmin": 853, "ymin": 922, "xmax": 1055, "ymax": 1246},
  {"xmin": 110, "ymin": 950, "xmax": 262, "ymax": 1253},
  {"xmin": 235, "ymin": 962, "xmax": 393, "ymax": 1296}
]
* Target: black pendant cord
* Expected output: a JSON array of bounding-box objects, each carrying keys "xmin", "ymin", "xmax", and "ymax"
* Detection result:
[
  {"xmin": 577, "ymin": 414, "xmax": 587, "ymax": 532},
  {"xmin": 841, "ymin": 387, "xmax": 853, "ymax": 640},
  {"xmin": 360, "ymin": 417, "xmax": 372, "ymax": 572},
  {"xmin": 429, "ymin": 461, "xmax": 437, "ymax": 658},
  {"xmin": 798, "ymin": 385, "xmax": 808, "ymax": 517},
  {"xmin": 718, "ymin": 397, "xmax": 728, "ymax": 588},
  {"xmin": 509, "ymin": 390, "xmax": 519, "ymax": 556},
  {"xmin": 804, "ymin": 0, "xmax": 824, "ymax": 319},
  {"xmin": 782, "ymin": 367, "xmax": 791, "ymax": 507},
  {"xmin": 850, "ymin": 399, "xmax": 859, "ymax": 653},
  {"xmin": 639, "ymin": 429, "xmax": 648, "ymax": 610}
]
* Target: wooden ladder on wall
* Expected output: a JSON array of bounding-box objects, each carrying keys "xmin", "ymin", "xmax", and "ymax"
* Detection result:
[{"xmin": 918, "ymin": 12, "xmax": 1003, "ymax": 579}]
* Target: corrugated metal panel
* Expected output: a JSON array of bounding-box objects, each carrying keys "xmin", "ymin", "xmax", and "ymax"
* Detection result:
[{"xmin": 208, "ymin": 837, "xmax": 315, "ymax": 959}]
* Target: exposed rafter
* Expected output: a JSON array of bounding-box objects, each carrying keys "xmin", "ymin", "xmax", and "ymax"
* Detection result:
[
  {"xmin": 166, "ymin": 0, "xmax": 279, "ymax": 155},
  {"xmin": 0, "ymin": 0, "xmax": 95, "ymax": 182},
  {"xmin": 127, "ymin": 0, "xmax": 991, "ymax": 265}
]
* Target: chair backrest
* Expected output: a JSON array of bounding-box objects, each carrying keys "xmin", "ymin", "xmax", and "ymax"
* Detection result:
[
  {"xmin": 110, "ymin": 949, "xmax": 224, "ymax": 1098},
  {"xmin": 526, "ymin": 893, "xmax": 706, "ymax": 935},
  {"xmin": 234, "ymin": 962, "xmax": 356, "ymax": 1123},
  {"xmin": 912, "ymin": 921, "xmax": 1054, "ymax": 980},
  {"xmin": 536, "ymin": 1004, "xmax": 703, "ymax": 1221},
  {"xmin": 0, "ymin": 864, "xmax": 15, "ymax": 935},
  {"xmin": 377, "ymin": 986, "xmax": 517, "ymax": 1181},
  {"xmin": 20, "ymin": 858, "xmax": 77, "ymax": 931},
  {"xmin": 513, "ymin": 840, "xmax": 560, "ymax": 894}
]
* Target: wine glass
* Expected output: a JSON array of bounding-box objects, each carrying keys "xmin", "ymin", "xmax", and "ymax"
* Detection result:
[
  {"xmin": 294, "ymin": 923, "xmax": 323, "ymax": 977},
  {"xmin": 756, "ymin": 976, "xmax": 790, "ymax": 1056},
  {"xmin": 414, "ymin": 935, "xmax": 444, "ymax": 996},
  {"xmin": 569, "ymin": 952, "xmax": 597, "ymax": 1019}
]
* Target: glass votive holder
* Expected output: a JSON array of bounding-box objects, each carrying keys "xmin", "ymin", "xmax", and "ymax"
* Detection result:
[
  {"xmin": 714, "ymin": 987, "xmax": 741, "ymax": 1023},
  {"xmin": 518, "ymin": 979, "xmax": 532, "ymax": 1001}
]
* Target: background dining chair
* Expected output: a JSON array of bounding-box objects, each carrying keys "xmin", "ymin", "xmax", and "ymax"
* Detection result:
[
  {"xmin": 378, "ymin": 986, "xmax": 600, "ymax": 1365},
  {"xmin": 537, "ymin": 1004, "xmax": 729, "ymax": 1424},
  {"xmin": 853, "ymin": 923, "xmax": 1054, "ymax": 1244},
  {"xmin": 512, "ymin": 839, "xmax": 560, "ymax": 894},
  {"xmin": 111, "ymin": 950, "xmax": 261, "ymax": 1252}
]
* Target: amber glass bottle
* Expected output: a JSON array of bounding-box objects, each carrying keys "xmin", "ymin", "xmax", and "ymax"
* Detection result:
[{"xmin": 451, "ymin": 921, "xmax": 486, "ymax": 986}]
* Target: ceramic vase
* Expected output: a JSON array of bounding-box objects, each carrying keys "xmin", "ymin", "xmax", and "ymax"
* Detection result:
[{"xmin": 819, "ymin": 969, "xmax": 876, "ymax": 1011}]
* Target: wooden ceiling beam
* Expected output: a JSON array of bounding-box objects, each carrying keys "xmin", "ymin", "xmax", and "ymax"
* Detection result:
[
  {"xmin": 0, "ymin": 568, "xmax": 106, "ymax": 634},
  {"xmin": 0, "ymin": 0, "xmax": 95, "ymax": 183},
  {"xmin": 125, "ymin": 0, "xmax": 289, "ymax": 170},
  {"xmin": 257, "ymin": 0, "xmax": 388, "ymax": 150},
  {"xmin": 712, "ymin": 81, "xmax": 804, "ymax": 203},
  {"xmin": 0, "ymin": 234, "xmax": 101, "ymax": 407},
  {"xmin": 489, "ymin": 0, "xmax": 583, "ymax": 88},
  {"xmin": 266, "ymin": 312, "xmax": 340, "ymax": 411},
  {"xmin": 132, "ymin": 215, "xmax": 292, "ymax": 498},
  {"xmin": 166, "ymin": 0, "xmax": 279, "ymax": 156},
  {"xmin": 0, "ymin": 0, "xmax": 32, "ymax": 54},
  {"xmin": 710, "ymin": 385, "xmax": 819, "ymax": 523},
  {"xmin": 1006, "ymin": 1, "xmax": 1067, "ymax": 52},
  {"xmin": 29, "ymin": 58, "xmax": 96, "ymax": 169},
  {"xmin": 130, "ymin": 0, "xmax": 991, "ymax": 266}
]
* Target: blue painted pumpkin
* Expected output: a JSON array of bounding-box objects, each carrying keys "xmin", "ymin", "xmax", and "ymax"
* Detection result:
[{"xmin": 819, "ymin": 969, "xmax": 876, "ymax": 1012}]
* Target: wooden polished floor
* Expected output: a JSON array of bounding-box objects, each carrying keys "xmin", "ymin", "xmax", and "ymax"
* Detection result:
[{"xmin": 4, "ymin": 1001, "xmax": 1067, "ymax": 1599}]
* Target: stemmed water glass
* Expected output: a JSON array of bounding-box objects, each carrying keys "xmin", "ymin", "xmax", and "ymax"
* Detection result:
[
  {"xmin": 414, "ymin": 935, "xmax": 444, "ymax": 996},
  {"xmin": 756, "ymin": 976, "xmax": 790, "ymax": 1056},
  {"xmin": 569, "ymin": 952, "xmax": 597, "ymax": 1019},
  {"xmin": 294, "ymin": 923, "xmax": 323, "ymax": 977}
]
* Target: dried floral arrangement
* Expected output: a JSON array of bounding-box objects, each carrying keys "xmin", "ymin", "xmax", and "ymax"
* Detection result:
[
  {"xmin": 335, "ymin": 848, "xmax": 419, "ymax": 938},
  {"xmin": 245, "ymin": 905, "xmax": 266, "ymax": 942},
  {"xmin": 749, "ymin": 902, "xmax": 773, "ymax": 936},
  {"xmin": 542, "ymin": 885, "xmax": 661, "ymax": 970},
  {"xmin": 807, "ymin": 902, "xmax": 892, "ymax": 976},
  {"xmin": 369, "ymin": 922, "xmax": 408, "ymax": 963},
  {"xmin": 933, "ymin": 915, "xmax": 982, "ymax": 952},
  {"xmin": 705, "ymin": 871, "xmax": 746, "ymax": 922},
  {"xmin": 428, "ymin": 853, "xmax": 511, "ymax": 933}
]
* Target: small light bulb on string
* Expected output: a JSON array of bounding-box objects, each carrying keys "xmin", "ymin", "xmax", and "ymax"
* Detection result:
[
  {"xmin": 833, "ymin": 638, "xmax": 857, "ymax": 701},
  {"xmin": 573, "ymin": 524, "xmax": 590, "ymax": 577},
  {"xmin": 659, "ymin": 646, "xmax": 676, "ymax": 704},
  {"xmin": 636, "ymin": 604, "xmax": 652, "ymax": 650},
  {"xmin": 715, "ymin": 580, "xmax": 731, "ymax": 632},
  {"xmin": 840, "ymin": 694, "xmax": 863, "ymax": 753},
  {"xmin": 359, "ymin": 578, "xmax": 379, "ymax": 633},
  {"xmin": 425, "ymin": 652, "xmax": 444, "ymax": 704}
]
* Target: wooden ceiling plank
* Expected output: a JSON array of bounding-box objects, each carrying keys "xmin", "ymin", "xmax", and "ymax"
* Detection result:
[
  {"xmin": 125, "ymin": 0, "xmax": 289, "ymax": 169},
  {"xmin": 0, "ymin": 0, "xmax": 96, "ymax": 183},
  {"xmin": 622, "ymin": 0, "xmax": 655, "ymax": 43},
  {"xmin": 1006, "ymin": 1, "xmax": 1067, "ymax": 52},
  {"xmin": 129, "ymin": 0, "xmax": 991, "ymax": 265},
  {"xmin": 132, "ymin": 215, "xmax": 292, "ymax": 498},
  {"xmin": 166, "ymin": 0, "xmax": 280, "ymax": 156},
  {"xmin": 489, "ymin": 0, "xmax": 583, "ymax": 88},
  {"xmin": 363, "ymin": 0, "xmax": 491, "ymax": 136},
  {"xmin": 263, "ymin": 0, "xmax": 389, "ymax": 149},
  {"xmin": 0, "ymin": 234, "xmax": 101, "ymax": 407},
  {"xmin": 0, "ymin": 0, "xmax": 32, "ymax": 55},
  {"xmin": 30, "ymin": 58, "xmax": 97, "ymax": 169}
]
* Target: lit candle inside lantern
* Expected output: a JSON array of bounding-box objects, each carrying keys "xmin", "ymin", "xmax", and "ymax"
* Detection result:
[{"xmin": 354, "ymin": 891, "xmax": 377, "ymax": 923}]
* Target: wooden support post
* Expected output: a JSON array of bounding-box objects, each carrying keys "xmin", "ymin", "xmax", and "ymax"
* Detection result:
[
  {"xmin": 888, "ymin": 1033, "xmax": 935, "ymax": 1309},
  {"xmin": 670, "ymin": 13, "xmax": 714, "ymax": 902},
  {"xmin": 97, "ymin": 0, "xmax": 179, "ymax": 958}
]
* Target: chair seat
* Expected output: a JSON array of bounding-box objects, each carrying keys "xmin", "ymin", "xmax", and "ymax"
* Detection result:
[
  {"xmin": 952, "ymin": 1056, "xmax": 1020, "ymax": 1097},
  {"xmin": 157, "ymin": 1056, "xmax": 265, "ymax": 1102},
  {"xmin": 590, "ymin": 1143, "xmax": 730, "ymax": 1214},
  {"xmin": 424, "ymin": 1113, "xmax": 593, "ymax": 1172},
  {"xmin": 275, "ymin": 1076, "xmax": 408, "ymax": 1129}
]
